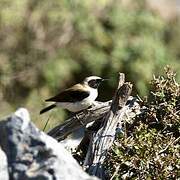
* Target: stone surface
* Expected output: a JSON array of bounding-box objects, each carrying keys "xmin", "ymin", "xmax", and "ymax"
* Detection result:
[
  {"xmin": 0, "ymin": 108, "xmax": 98, "ymax": 180},
  {"xmin": 0, "ymin": 147, "xmax": 9, "ymax": 180}
]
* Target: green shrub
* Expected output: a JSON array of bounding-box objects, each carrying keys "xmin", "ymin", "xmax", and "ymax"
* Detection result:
[{"xmin": 105, "ymin": 67, "xmax": 180, "ymax": 179}]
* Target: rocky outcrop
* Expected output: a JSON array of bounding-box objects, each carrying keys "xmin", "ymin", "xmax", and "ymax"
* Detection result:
[
  {"xmin": 0, "ymin": 108, "xmax": 98, "ymax": 180},
  {"xmin": 0, "ymin": 147, "xmax": 9, "ymax": 180}
]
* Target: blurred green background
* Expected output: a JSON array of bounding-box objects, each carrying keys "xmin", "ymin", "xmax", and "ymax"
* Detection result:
[{"xmin": 0, "ymin": 0, "xmax": 179, "ymax": 130}]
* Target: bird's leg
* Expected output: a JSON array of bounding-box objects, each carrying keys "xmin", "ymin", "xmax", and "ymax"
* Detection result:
[
  {"xmin": 81, "ymin": 107, "xmax": 95, "ymax": 116},
  {"xmin": 91, "ymin": 101, "xmax": 99, "ymax": 107},
  {"xmin": 73, "ymin": 112, "xmax": 85, "ymax": 126},
  {"xmin": 87, "ymin": 101, "xmax": 100, "ymax": 113},
  {"xmin": 72, "ymin": 106, "xmax": 94, "ymax": 126},
  {"xmin": 77, "ymin": 108, "xmax": 91, "ymax": 115},
  {"xmin": 82, "ymin": 108, "xmax": 90, "ymax": 115}
]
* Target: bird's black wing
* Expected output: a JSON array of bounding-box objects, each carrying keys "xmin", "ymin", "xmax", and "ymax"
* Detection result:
[{"xmin": 45, "ymin": 89, "xmax": 90, "ymax": 103}]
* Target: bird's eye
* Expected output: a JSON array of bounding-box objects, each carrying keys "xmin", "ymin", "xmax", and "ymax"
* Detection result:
[{"xmin": 88, "ymin": 79, "xmax": 101, "ymax": 88}]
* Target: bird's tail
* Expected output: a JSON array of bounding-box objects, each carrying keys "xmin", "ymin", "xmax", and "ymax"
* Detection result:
[{"xmin": 40, "ymin": 104, "xmax": 56, "ymax": 114}]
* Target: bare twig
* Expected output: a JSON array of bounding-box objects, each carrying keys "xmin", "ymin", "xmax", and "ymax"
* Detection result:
[
  {"xmin": 110, "ymin": 165, "xmax": 120, "ymax": 180},
  {"xmin": 158, "ymin": 136, "xmax": 180, "ymax": 155},
  {"xmin": 43, "ymin": 114, "xmax": 52, "ymax": 131}
]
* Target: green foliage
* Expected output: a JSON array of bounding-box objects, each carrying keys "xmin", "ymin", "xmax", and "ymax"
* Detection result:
[
  {"xmin": 147, "ymin": 66, "xmax": 179, "ymax": 126},
  {"xmin": 104, "ymin": 67, "xmax": 180, "ymax": 179},
  {"xmin": 0, "ymin": 0, "xmax": 180, "ymax": 128}
]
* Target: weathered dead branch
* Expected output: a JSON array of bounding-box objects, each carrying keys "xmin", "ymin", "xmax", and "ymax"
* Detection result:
[
  {"xmin": 48, "ymin": 101, "xmax": 111, "ymax": 141},
  {"xmin": 47, "ymin": 73, "xmax": 141, "ymax": 179},
  {"xmin": 84, "ymin": 73, "xmax": 132, "ymax": 178}
]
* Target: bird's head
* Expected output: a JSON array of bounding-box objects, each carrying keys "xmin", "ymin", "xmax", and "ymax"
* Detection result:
[{"xmin": 83, "ymin": 76, "xmax": 107, "ymax": 89}]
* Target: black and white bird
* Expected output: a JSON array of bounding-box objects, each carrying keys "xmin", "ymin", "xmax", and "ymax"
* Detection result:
[{"xmin": 40, "ymin": 76, "xmax": 106, "ymax": 114}]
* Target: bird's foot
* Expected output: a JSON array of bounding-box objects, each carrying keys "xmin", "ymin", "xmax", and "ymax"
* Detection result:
[
  {"xmin": 74, "ymin": 113, "xmax": 85, "ymax": 126},
  {"xmin": 82, "ymin": 108, "xmax": 95, "ymax": 116},
  {"xmin": 77, "ymin": 108, "xmax": 91, "ymax": 115},
  {"xmin": 91, "ymin": 101, "xmax": 99, "ymax": 107}
]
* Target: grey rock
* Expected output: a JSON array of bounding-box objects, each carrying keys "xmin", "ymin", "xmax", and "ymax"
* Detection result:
[
  {"xmin": 0, "ymin": 147, "xmax": 9, "ymax": 180},
  {"xmin": 0, "ymin": 108, "xmax": 98, "ymax": 180}
]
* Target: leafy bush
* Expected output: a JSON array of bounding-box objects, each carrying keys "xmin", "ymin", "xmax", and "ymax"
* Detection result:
[{"xmin": 105, "ymin": 67, "xmax": 180, "ymax": 179}]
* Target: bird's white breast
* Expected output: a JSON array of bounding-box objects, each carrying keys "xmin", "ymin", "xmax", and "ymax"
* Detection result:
[{"xmin": 57, "ymin": 87, "xmax": 98, "ymax": 112}]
